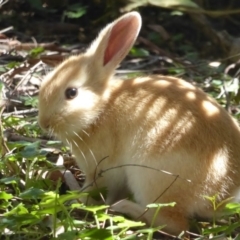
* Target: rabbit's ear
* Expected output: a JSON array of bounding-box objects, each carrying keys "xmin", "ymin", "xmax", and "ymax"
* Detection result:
[
  {"xmin": 102, "ymin": 12, "xmax": 141, "ymax": 67},
  {"xmin": 86, "ymin": 12, "xmax": 141, "ymax": 81}
]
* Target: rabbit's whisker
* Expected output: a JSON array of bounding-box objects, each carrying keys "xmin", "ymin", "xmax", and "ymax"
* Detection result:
[{"xmin": 71, "ymin": 131, "xmax": 98, "ymax": 167}]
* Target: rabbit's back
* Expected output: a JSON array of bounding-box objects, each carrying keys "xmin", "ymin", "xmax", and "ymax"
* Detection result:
[
  {"xmin": 100, "ymin": 75, "xmax": 240, "ymax": 226},
  {"xmin": 108, "ymin": 75, "xmax": 240, "ymax": 154},
  {"xmin": 105, "ymin": 76, "xmax": 240, "ymax": 193}
]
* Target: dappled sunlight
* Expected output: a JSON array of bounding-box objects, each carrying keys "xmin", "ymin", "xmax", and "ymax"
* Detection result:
[
  {"xmin": 185, "ymin": 91, "xmax": 196, "ymax": 100},
  {"xmin": 209, "ymin": 147, "xmax": 228, "ymax": 178},
  {"xmin": 201, "ymin": 99, "xmax": 220, "ymax": 117}
]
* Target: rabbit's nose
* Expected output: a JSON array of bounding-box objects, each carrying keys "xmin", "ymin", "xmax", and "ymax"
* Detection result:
[{"xmin": 38, "ymin": 116, "xmax": 50, "ymax": 131}]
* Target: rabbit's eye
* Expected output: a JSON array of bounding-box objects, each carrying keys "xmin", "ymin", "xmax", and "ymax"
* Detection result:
[{"xmin": 65, "ymin": 88, "xmax": 78, "ymax": 99}]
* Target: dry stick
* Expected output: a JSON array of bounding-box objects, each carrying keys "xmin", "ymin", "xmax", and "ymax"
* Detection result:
[
  {"xmin": 6, "ymin": 39, "xmax": 71, "ymax": 53},
  {"xmin": 1, "ymin": 65, "xmax": 30, "ymax": 86},
  {"xmin": 0, "ymin": 26, "xmax": 13, "ymax": 34},
  {"xmin": 0, "ymin": 54, "xmax": 24, "ymax": 63},
  {"xmin": 12, "ymin": 61, "xmax": 43, "ymax": 94},
  {"xmin": 138, "ymin": 36, "xmax": 194, "ymax": 69},
  {"xmin": 5, "ymin": 132, "xmax": 61, "ymax": 148},
  {"xmin": 0, "ymin": 105, "xmax": 8, "ymax": 153},
  {"xmin": 0, "ymin": 0, "xmax": 8, "ymax": 8},
  {"xmin": 122, "ymin": 56, "xmax": 160, "ymax": 71},
  {"xmin": 102, "ymin": 165, "xmax": 181, "ymax": 221},
  {"xmin": 3, "ymin": 108, "xmax": 38, "ymax": 117},
  {"xmin": 98, "ymin": 163, "xmax": 191, "ymax": 183},
  {"xmin": 78, "ymin": 156, "xmax": 191, "ymax": 222},
  {"xmin": 221, "ymin": 79, "xmax": 231, "ymax": 113}
]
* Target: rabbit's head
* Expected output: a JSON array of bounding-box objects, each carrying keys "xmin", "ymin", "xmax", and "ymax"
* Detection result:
[{"xmin": 38, "ymin": 12, "xmax": 142, "ymax": 139}]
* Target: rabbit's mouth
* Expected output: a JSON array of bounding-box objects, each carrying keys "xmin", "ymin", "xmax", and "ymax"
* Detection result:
[
  {"xmin": 40, "ymin": 114, "xmax": 66, "ymax": 137},
  {"xmin": 49, "ymin": 116, "xmax": 79, "ymax": 139}
]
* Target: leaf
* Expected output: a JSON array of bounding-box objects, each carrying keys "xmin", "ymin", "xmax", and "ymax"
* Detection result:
[
  {"xmin": 19, "ymin": 187, "xmax": 45, "ymax": 199},
  {"xmin": 224, "ymin": 78, "xmax": 239, "ymax": 95},
  {"xmin": 27, "ymin": 179, "xmax": 52, "ymax": 189},
  {"xmin": 0, "ymin": 176, "xmax": 19, "ymax": 185},
  {"xmin": 20, "ymin": 141, "xmax": 40, "ymax": 158},
  {"xmin": 0, "ymin": 80, "xmax": 5, "ymax": 92},
  {"xmin": 23, "ymin": 96, "xmax": 39, "ymax": 108},
  {"xmin": 58, "ymin": 191, "xmax": 87, "ymax": 204},
  {"xmin": 138, "ymin": 226, "xmax": 165, "ymax": 234},
  {"xmin": 79, "ymin": 229, "xmax": 113, "ymax": 240},
  {"xmin": 46, "ymin": 140, "xmax": 62, "ymax": 145},
  {"xmin": 1, "ymin": 214, "xmax": 41, "ymax": 228},
  {"xmin": 117, "ymin": 219, "xmax": 145, "ymax": 228},
  {"xmin": 130, "ymin": 47, "xmax": 149, "ymax": 57},
  {"xmin": 225, "ymin": 202, "xmax": 240, "ymax": 210},
  {"xmin": 29, "ymin": 47, "xmax": 45, "ymax": 58},
  {"xmin": 211, "ymin": 79, "xmax": 223, "ymax": 87},
  {"xmin": 4, "ymin": 203, "xmax": 29, "ymax": 216},
  {"xmin": 80, "ymin": 204, "xmax": 109, "ymax": 213},
  {"xmin": 149, "ymin": 0, "xmax": 199, "ymax": 8},
  {"xmin": 64, "ymin": 4, "xmax": 87, "ymax": 19},
  {"xmin": 147, "ymin": 202, "xmax": 176, "ymax": 208},
  {"xmin": 7, "ymin": 61, "xmax": 21, "ymax": 69},
  {"xmin": 58, "ymin": 231, "xmax": 79, "ymax": 240},
  {"xmin": 222, "ymin": 202, "xmax": 240, "ymax": 215},
  {"xmin": 122, "ymin": 0, "xmax": 199, "ymax": 12},
  {"xmin": 7, "ymin": 140, "xmax": 31, "ymax": 151},
  {"xmin": 203, "ymin": 222, "xmax": 240, "ymax": 235},
  {"xmin": 0, "ymin": 192, "xmax": 13, "ymax": 200}
]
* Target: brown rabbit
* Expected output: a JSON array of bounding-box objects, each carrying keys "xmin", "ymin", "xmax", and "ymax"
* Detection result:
[{"xmin": 38, "ymin": 12, "xmax": 240, "ymax": 234}]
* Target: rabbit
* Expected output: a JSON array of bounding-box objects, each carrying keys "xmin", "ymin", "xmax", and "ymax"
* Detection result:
[{"xmin": 38, "ymin": 11, "xmax": 240, "ymax": 235}]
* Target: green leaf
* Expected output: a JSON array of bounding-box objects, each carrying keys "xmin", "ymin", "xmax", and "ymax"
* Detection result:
[
  {"xmin": 47, "ymin": 140, "xmax": 62, "ymax": 145},
  {"xmin": 1, "ymin": 214, "xmax": 41, "ymax": 228},
  {"xmin": 79, "ymin": 228, "xmax": 113, "ymax": 240},
  {"xmin": 0, "ymin": 80, "xmax": 5, "ymax": 92},
  {"xmin": 7, "ymin": 140, "xmax": 33, "ymax": 150},
  {"xmin": 96, "ymin": 212, "xmax": 113, "ymax": 221},
  {"xmin": 58, "ymin": 191, "xmax": 87, "ymax": 204},
  {"xmin": 0, "ymin": 192, "xmax": 13, "ymax": 200},
  {"xmin": 224, "ymin": 78, "xmax": 239, "ymax": 94},
  {"xmin": 4, "ymin": 203, "xmax": 28, "ymax": 216},
  {"xmin": 78, "ymin": 204, "xmax": 109, "ymax": 213},
  {"xmin": 27, "ymin": 179, "xmax": 52, "ymax": 189},
  {"xmin": 130, "ymin": 47, "xmax": 149, "ymax": 57},
  {"xmin": 222, "ymin": 202, "xmax": 240, "ymax": 215},
  {"xmin": 147, "ymin": 202, "xmax": 176, "ymax": 208},
  {"xmin": 137, "ymin": 226, "xmax": 165, "ymax": 234},
  {"xmin": 0, "ymin": 176, "xmax": 19, "ymax": 184},
  {"xmin": 29, "ymin": 47, "xmax": 45, "ymax": 58},
  {"xmin": 149, "ymin": 0, "xmax": 199, "ymax": 8},
  {"xmin": 7, "ymin": 61, "xmax": 21, "ymax": 69},
  {"xmin": 64, "ymin": 4, "xmax": 87, "ymax": 19},
  {"xmin": 122, "ymin": 0, "xmax": 199, "ymax": 12},
  {"xmin": 203, "ymin": 222, "xmax": 240, "ymax": 235},
  {"xmin": 58, "ymin": 231, "xmax": 79, "ymax": 240},
  {"xmin": 23, "ymin": 96, "xmax": 39, "ymax": 107},
  {"xmin": 211, "ymin": 79, "xmax": 223, "ymax": 87},
  {"xmin": 19, "ymin": 187, "xmax": 45, "ymax": 199},
  {"xmin": 20, "ymin": 141, "xmax": 40, "ymax": 158},
  {"xmin": 117, "ymin": 219, "xmax": 145, "ymax": 228},
  {"xmin": 167, "ymin": 67, "xmax": 185, "ymax": 74}
]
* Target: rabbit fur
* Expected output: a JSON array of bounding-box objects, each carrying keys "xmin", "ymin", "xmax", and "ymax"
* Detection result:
[{"xmin": 38, "ymin": 12, "xmax": 240, "ymax": 234}]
